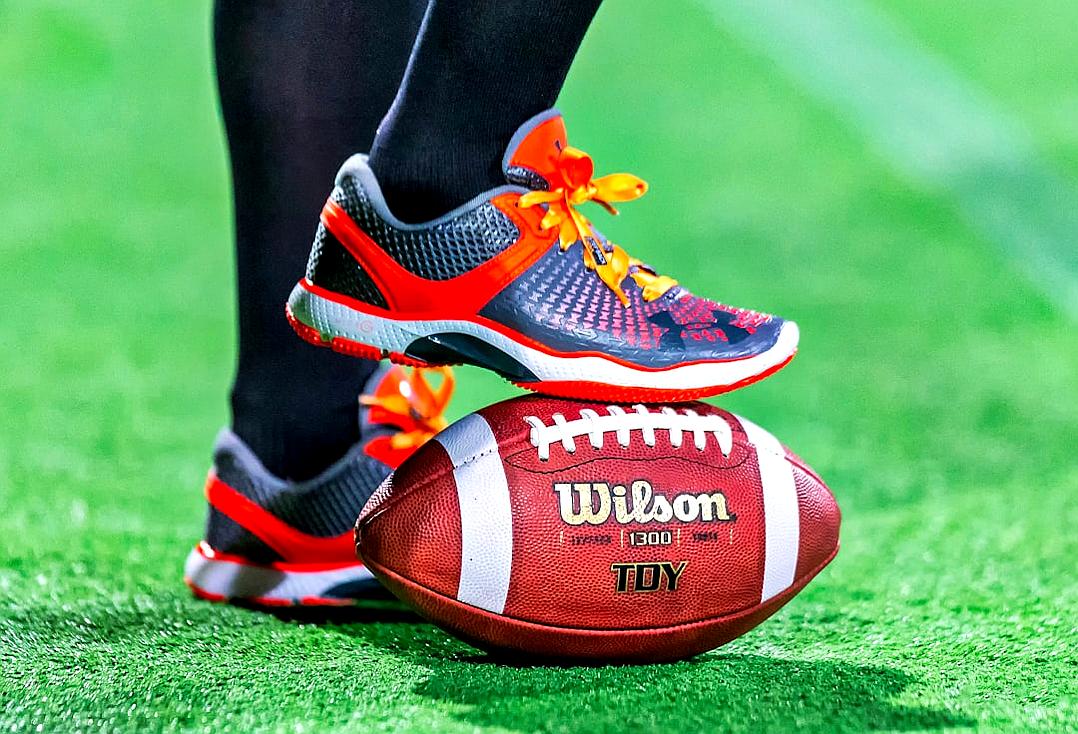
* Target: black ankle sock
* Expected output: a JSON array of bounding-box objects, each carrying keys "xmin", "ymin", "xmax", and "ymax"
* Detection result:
[
  {"xmin": 368, "ymin": 0, "xmax": 604, "ymax": 223},
  {"xmin": 214, "ymin": 0, "xmax": 426, "ymax": 480}
]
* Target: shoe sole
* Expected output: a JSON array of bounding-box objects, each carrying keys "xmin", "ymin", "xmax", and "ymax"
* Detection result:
[
  {"xmin": 286, "ymin": 280, "xmax": 799, "ymax": 402},
  {"xmin": 184, "ymin": 543, "xmax": 377, "ymax": 607}
]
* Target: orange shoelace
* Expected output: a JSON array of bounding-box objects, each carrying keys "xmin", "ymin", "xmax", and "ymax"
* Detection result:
[
  {"xmin": 517, "ymin": 146, "xmax": 678, "ymax": 306},
  {"xmin": 360, "ymin": 366, "xmax": 454, "ymax": 453}
]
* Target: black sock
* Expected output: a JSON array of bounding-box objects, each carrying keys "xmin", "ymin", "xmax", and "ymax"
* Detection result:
[
  {"xmin": 368, "ymin": 0, "xmax": 604, "ymax": 223},
  {"xmin": 214, "ymin": 0, "xmax": 426, "ymax": 481}
]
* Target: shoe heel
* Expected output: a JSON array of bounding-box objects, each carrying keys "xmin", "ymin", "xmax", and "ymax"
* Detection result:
[
  {"xmin": 184, "ymin": 544, "xmax": 377, "ymax": 607},
  {"xmin": 286, "ymin": 283, "xmax": 445, "ymax": 368}
]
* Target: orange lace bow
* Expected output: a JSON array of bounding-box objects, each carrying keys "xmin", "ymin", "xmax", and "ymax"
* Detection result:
[
  {"xmin": 360, "ymin": 366, "xmax": 454, "ymax": 454},
  {"xmin": 517, "ymin": 146, "xmax": 677, "ymax": 306}
]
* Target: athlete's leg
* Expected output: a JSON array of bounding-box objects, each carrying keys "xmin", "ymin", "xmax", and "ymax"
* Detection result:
[
  {"xmin": 214, "ymin": 0, "xmax": 425, "ymax": 479},
  {"xmin": 368, "ymin": 0, "xmax": 605, "ymax": 223}
]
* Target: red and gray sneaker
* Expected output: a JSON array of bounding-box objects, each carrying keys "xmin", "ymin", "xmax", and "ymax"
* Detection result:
[
  {"xmin": 287, "ymin": 108, "xmax": 798, "ymax": 402},
  {"xmin": 184, "ymin": 364, "xmax": 453, "ymax": 607}
]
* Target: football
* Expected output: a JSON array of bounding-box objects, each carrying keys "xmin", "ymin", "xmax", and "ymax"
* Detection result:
[{"xmin": 355, "ymin": 395, "xmax": 840, "ymax": 662}]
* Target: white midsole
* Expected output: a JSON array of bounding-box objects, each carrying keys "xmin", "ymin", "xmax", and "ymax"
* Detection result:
[
  {"xmin": 184, "ymin": 546, "xmax": 376, "ymax": 601},
  {"xmin": 290, "ymin": 282, "xmax": 799, "ymax": 390}
]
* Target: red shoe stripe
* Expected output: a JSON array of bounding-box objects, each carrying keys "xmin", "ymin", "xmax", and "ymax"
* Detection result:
[
  {"xmin": 512, "ymin": 352, "xmax": 797, "ymax": 402},
  {"xmin": 193, "ymin": 541, "xmax": 361, "ymax": 572},
  {"xmin": 204, "ymin": 474, "xmax": 357, "ymax": 564}
]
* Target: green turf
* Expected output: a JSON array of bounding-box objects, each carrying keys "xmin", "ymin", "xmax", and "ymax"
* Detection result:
[{"xmin": 1, "ymin": 1, "xmax": 1075, "ymax": 732}]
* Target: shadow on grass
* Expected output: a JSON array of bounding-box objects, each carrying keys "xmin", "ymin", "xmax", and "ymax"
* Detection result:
[
  {"xmin": 339, "ymin": 623, "xmax": 974, "ymax": 734},
  {"xmin": 5, "ymin": 596, "xmax": 972, "ymax": 733},
  {"xmin": 251, "ymin": 598, "xmax": 974, "ymax": 732},
  {"xmin": 238, "ymin": 591, "xmax": 424, "ymax": 625},
  {"xmin": 413, "ymin": 653, "xmax": 971, "ymax": 733}
]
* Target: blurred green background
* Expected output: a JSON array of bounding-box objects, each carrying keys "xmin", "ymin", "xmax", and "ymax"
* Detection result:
[{"xmin": 1, "ymin": 0, "xmax": 1075, "ymax": 732}]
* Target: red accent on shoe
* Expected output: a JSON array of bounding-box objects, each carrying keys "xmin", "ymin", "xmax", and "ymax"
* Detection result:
[
  {"xmin": 204, "ymin": 473, "xmax": 356, "ymax": 564},
  {"xmin": 506, "ymin": 115, "xmax": 570, "ymax": 187},
  {"xmin": 363, "ymin": 435, "xmax": 402, "ymax": 468},
  {"xmin": 193, "ymin": 541, "xmax": 359, "ymax": 572}
]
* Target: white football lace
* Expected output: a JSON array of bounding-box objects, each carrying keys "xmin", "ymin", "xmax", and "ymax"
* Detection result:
[{"xmin": 524, "ymin": 405, "xmax": 734, "ymax": 461}]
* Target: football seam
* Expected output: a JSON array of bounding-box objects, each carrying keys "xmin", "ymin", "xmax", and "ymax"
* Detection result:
[
  {"xmin": 503, "ymin": 449, "xmax": 750, "ymax": 473},
  {"xmin": 499, "ymin": 429, "xmax": 790, "ymax": 468}
]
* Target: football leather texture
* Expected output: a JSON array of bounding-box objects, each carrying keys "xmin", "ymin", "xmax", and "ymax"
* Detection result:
[{"xmin": 355, "ymin": 395, "xmax": 839, "ymax": 662}]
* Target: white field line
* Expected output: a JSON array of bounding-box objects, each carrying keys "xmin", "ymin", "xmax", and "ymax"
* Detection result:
[{"xmin": 704, "ymin": 0, "xmax": 1078, "ymax": 318}]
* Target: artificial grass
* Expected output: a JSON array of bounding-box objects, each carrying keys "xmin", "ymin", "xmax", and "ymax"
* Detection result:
[{"xmin": 1, "ymin": 1, "xmax": 1075, "ymax": 731}]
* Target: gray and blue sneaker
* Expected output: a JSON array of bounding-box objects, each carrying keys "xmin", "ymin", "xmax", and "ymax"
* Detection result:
[
  {"xmin": 286, "ymin": 108, "xmax": 798, "ymax": 403},
  {"xmin": 183, "ymin": 364, "xmax": 452, "ymax": 606}
]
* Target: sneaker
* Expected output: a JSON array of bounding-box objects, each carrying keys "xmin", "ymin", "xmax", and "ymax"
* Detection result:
[
  {"xmin": 286, "ymin": 108, "xmax": 798, "ymax": 402},
  {"xmin": 183, "ymin": 364, "xmax": 452, "ymax": 606}
]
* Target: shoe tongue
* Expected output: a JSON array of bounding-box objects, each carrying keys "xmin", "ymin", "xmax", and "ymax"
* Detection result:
[{"xmin": 502, "ymin": 109, "xmax": 569, "ymax": 191}]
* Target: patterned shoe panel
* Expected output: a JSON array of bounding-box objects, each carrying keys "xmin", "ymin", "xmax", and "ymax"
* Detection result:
[{"xmin": 479, "ymin": 245, "xmax": 785, "ymax": 369}]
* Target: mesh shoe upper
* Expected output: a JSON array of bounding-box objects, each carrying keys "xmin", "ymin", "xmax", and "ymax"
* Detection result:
[
  {"xmin": 327, "ymin": 171, "xmax": 519, "ymax": 280},
  {"xmin": 211, "ymin": 428, "xmax": 389, "ymax": 539}
]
